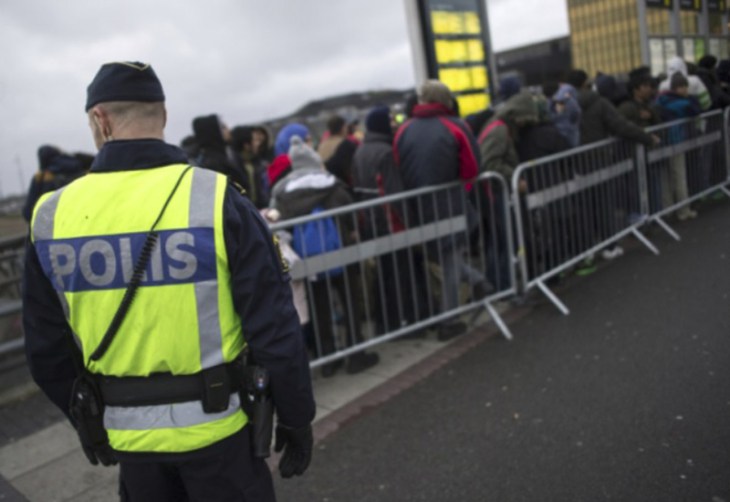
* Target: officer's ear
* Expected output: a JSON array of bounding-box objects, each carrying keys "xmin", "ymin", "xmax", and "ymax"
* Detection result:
[{"xmin": 90, "ymin": 106, "xmax": 113, "ymax": 140}]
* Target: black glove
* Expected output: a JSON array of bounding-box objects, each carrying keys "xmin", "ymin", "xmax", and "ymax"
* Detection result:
[
  {"xmin": 274, "ymin": 423, "xmax": 313, "ymax": 478},
  {"xmin": 79, "ymin": 441, "xmax": 117, "ymax": 467}
]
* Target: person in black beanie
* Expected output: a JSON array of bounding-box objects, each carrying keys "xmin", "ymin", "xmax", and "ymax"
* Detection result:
[
  {"xmin": 352, "ymin": 106, "xmax": 429, "ymax": 334},
  {"xmin": 352, "ymin": 105, "xmax": 399, "ymax": 218},
  {"xmin": 192, "ymin": 113, "xmax": 246, "ymax": 186},
  {"xmin": 695, "ymin": 54, "xmax": 730, "ymax": 110}
]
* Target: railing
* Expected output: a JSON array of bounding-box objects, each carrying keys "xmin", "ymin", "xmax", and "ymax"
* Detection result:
[
  {"xmin": 512, "ymin": 108, "xmax": 730, "ymax": 314},
  {"xmin": 269, "ymin": 172, "xmax": 517, "ymax": 368},
  {"xmin": 2, "ymin": 108, "xmax": 729, "ymax": 363},
  {"xmin": 642, "ymin": 108, "xmax": 730, "ymax": 240},
  {"xmin": 0, "ymin": 233, "xmax": 26, "ymax": 357}
]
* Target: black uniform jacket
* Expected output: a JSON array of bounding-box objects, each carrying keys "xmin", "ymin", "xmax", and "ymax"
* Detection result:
[{"xmin": 22, "ymin": 139, "xmax": 315, "ymax": 458}]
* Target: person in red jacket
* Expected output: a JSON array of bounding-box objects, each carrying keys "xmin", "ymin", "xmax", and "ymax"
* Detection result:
[{"xmin": 394, "ymin": 80, "xmax": 492, "ymax": 341}]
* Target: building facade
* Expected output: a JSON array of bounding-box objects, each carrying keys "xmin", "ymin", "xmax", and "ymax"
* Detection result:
[{"xmin": 568, "ymin": 0, "xmax": 730, "ymax": 77}]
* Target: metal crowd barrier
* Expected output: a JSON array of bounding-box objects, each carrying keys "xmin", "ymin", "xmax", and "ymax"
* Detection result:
[
  {"xmin": 512, "ymin": 108, "xmax": 730, "ymax": 315},
  {"xmin": 512, "ymin": 138, "xmax": 660, "ymax": 314},
  {"xmin": 269, "ymin": 172, "xmax": 517, "ymax": 369},
  {"xmin": 0, "ymin": 234, "xmax": 26, "ymax": 299},
  {"xmin": 642, "ymin": 108, "xmax": 730, "ymax": 240},
  {"xmin": 3, "ymin": 110, "xmax": 729, "ymax": 361}
]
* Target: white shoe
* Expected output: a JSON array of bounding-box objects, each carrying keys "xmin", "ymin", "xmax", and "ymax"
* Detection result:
[
  {"xmin": 677, "ymin": 209, "xmax": 698, "ymax": 221},
  {"xmin": 601, "ymin": 246, "xmax": 624, "ymax": 260}
]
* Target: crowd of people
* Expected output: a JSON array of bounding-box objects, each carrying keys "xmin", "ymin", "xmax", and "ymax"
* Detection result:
[{"xmin": 24, "ymin": 54, "xmax": 730, "ymax": 378}]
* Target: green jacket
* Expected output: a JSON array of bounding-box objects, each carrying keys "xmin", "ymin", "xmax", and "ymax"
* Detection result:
[{"xmin": 478, "ymin": 92, "xmax": 538, "ymax": 181}]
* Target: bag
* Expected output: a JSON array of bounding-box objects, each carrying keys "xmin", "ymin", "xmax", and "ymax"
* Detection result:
[{"xmin": 291, "ymin": 207, "xmax": 343, "ymax": 279}]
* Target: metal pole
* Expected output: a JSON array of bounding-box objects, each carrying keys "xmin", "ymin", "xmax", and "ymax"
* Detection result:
[
  {"xmin": 699, "ymin": 0, "xmax": 709, "ymax": 48},
  {"xmin": 637, "ymin": 0, "xmax": 651, "ymax": 67},
  {"xmin": 480, "ymin": 0, "xmax": 497, "ymax": 100},
  {"xmin": 671, "ymin": 0, "xmax": 682, "ymax": 58},
  {"xmin": 403, "ymin": 0, "xmax": 429, "ymax": 88}
]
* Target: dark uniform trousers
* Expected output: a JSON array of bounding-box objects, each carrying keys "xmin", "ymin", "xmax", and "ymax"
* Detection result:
[{"xmin": 119, "ymin": 427, "xmax": 275, "ymax": 502}]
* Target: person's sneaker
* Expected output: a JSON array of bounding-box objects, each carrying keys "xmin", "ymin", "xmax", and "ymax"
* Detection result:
[
  {"xmin": 601, "ymin": 245, "xmax": 624, "ymax": 261},
  {"xmin": 575, "ymin": 258, "xmax": 596, "ymax": 276},
  {"xmin": 321, "ymin": 359, "xmax": 344, "ymax": 378},
  {"xmin": 346, "ymin": 352, "xmax": 380, "ymax": 374},
  {"xmin": 677, "ymin": 208, "xmax": 698, "ymax": 221},
  {"xmin": 437, "ymin": 321, "xmax": 467, "ymax": 342}
]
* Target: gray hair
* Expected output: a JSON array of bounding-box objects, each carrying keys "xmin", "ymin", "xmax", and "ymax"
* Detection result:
[{"xmin": 417, "ymin": 80, "xmax": 453, "ymax": 107}]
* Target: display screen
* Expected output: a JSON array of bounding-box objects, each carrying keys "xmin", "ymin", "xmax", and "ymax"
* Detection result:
[
  {"xmin": 706, "ymin": 0, "xmax": 727, "ymax": 11},
  {"xmin": 679, "ymin": 0, "xmax": 702, "ymax": 10},
  {"xmin": 646, "ymin": 0, "xmax": 674, "ymax": 9},
  {"xmin": 419, "ymin": 0, "xmax": 492, "ymax": 116}
]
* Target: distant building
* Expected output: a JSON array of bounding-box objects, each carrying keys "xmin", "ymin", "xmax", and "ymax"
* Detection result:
[
  {"xmin": 567, "ymin": 0, "xmax": 729, "ymax": 77},
  {"xmin": 495, "ymin": 37, "xmax": 572, "ymax": 87}
]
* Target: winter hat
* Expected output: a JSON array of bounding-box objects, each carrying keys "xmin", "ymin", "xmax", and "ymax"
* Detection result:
[
  {"xmin": 230, "ymin": 125, "xmax": 253, "ymax": 152},
  {"xmin": 698, "ymin": 55, "xmax": 717, "ymax": 70},
  {"xmin": 192, "ymin": 114, "xmax": 226, "ymax": 149},
  {"xmin": 274, "ymin": 123, "xmax": 309, "ymax": 157},
  {"xmin": 288, "ymin": 135, "xmax": 322, "ymax": 171},
  {"xmin": 85, "ymin": 61, "xmax": 164, "ymax": 111},
  {"xmin": 365, "ymin": 106, "xmax": 392, "ymax": 136},
  {"xmin": 670, "ymin": 72, "xmax": 689, "ymax": 91},
  {"xmin": 565, "ymin": 69, "xmax": 589, "ymax": 90},
  {"xmin": 716, "ymin": 59, "xmax": 730, "ymax": 84},
  {"xmin": 498, "ymin": 76, "xmax": 522, "ymax": 101},
  {"xmin": 37, "ymin": 145, "xmax": 61, "ymax": 171}
]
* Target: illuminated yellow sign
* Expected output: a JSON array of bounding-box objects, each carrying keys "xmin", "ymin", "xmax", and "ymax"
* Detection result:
[{"xmin": 428, "ymin": 6, "xmax": 492, "ymax": 116}]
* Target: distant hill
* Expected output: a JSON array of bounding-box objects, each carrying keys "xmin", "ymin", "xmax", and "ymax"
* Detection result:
[{"xmin": 261, "ymin": 88, "xmax": 415, "ymax": 140}]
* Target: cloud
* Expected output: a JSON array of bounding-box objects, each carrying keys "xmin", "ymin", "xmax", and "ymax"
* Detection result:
[{"xmin": 0, "ymin": 0, "xmax": 568, "ymax": 195}]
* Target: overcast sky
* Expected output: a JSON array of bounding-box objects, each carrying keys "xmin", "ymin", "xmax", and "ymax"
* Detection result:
[{"xmin": 0, "ymin": 0, "xmax": 568, "ymax": 196}]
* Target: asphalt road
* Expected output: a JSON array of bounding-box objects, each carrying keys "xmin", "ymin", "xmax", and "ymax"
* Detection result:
[{"xmin": 274, "ymin": 199, "xmax": 730, "ymax": 502}]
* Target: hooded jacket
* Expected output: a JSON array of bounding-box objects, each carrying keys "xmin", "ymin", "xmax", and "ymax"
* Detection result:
[
  {"xmin": 656, "ymin": 91, "xmax": 702, "ymax": 144},
  {"xmin": 192, "ymin": 114, "xmax": 243, "ymax": 186},
  {"xmin": 659, "ymin": 57, "xmax": 711, "ymax": 111},
  {"xmin": 550, "ymin": 84, "xmax": 582, "ymax": 147},
  {"xmin": 22, "ymin": 146, "xmax": 87, "ymax": 221},
  {"xmin": 478, "ymin": 92, "xmax": 538, "ymax": 181},
  {"xmin": 576, "ymin": 90, "xmax": 654, "ymax": 147}
]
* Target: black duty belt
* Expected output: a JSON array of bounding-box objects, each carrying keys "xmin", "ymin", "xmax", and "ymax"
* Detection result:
[{"xmin": 96, "ymin": 359, "xmax": 247, "ymax": 413}]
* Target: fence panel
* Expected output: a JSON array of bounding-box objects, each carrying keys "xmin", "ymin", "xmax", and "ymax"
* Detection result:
[
  {"xmin": 270, "ymin": 173, "xmax": 517, "ymax": 369},
  {"xmin": 512, "ymin": 138, "xmax": 658, "ymax": 314},
  {"xmin": 644, "ymin": 109, "xmax": 730, "ymax": 238}
]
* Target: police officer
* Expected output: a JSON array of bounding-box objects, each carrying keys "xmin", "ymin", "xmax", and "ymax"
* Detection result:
[{"xmin": 22, "ymin": 61, "xmax": 316, "ymax": 501}]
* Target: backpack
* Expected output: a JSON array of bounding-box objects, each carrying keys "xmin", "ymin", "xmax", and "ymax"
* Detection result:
[{"xmin": 291, "ymin": 207, "xmax": 343, "ymax": 279}]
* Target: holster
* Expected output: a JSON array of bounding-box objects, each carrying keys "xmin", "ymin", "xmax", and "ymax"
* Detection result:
[
  {"xmin": 69, "ymin": 372, "xmax": 116, "ymax": 466},
  {"xmin": 240, "ymin": 365, "xmax": 274, "ymax": 458}
]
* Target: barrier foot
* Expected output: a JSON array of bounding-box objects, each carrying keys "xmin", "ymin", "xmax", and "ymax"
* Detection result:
[
  {"xmin": 483, "ymin": 300, "xmax": 513, "ymax": 341},
  {"xmin": 720, "ymin": 186, "xmax": 730, "ymax": 198},
  {"xmin": 654, "ymin": 216, "xmax": 681, "ymax": 242},
  {"xmin": 536, "ymin": 280, "xmax": 570, "ymax": 316},
  {"xmin": 630, "ymin": 228, "xmax": 660, "ymax": 255}
]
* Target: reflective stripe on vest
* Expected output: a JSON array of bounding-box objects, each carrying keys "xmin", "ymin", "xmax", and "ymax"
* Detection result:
[{"xmin": 31, "ymin": 164, "xmax": 246, "ymax": 453}]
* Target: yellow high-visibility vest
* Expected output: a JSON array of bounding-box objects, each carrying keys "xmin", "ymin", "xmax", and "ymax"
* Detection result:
[{"xmin": 31, "ymin": 164, "xmax": 246, "ymax": 453}]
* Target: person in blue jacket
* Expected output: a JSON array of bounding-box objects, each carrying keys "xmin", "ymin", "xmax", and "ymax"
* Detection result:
[{"xmin": 656, "ymin": 72, "xmax": 703, "ymax": 221}]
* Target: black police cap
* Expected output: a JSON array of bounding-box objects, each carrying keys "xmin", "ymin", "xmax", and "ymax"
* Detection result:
[{"xmin": 85, "ymin": 61, "xmax": 165, "ymax": 112}]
